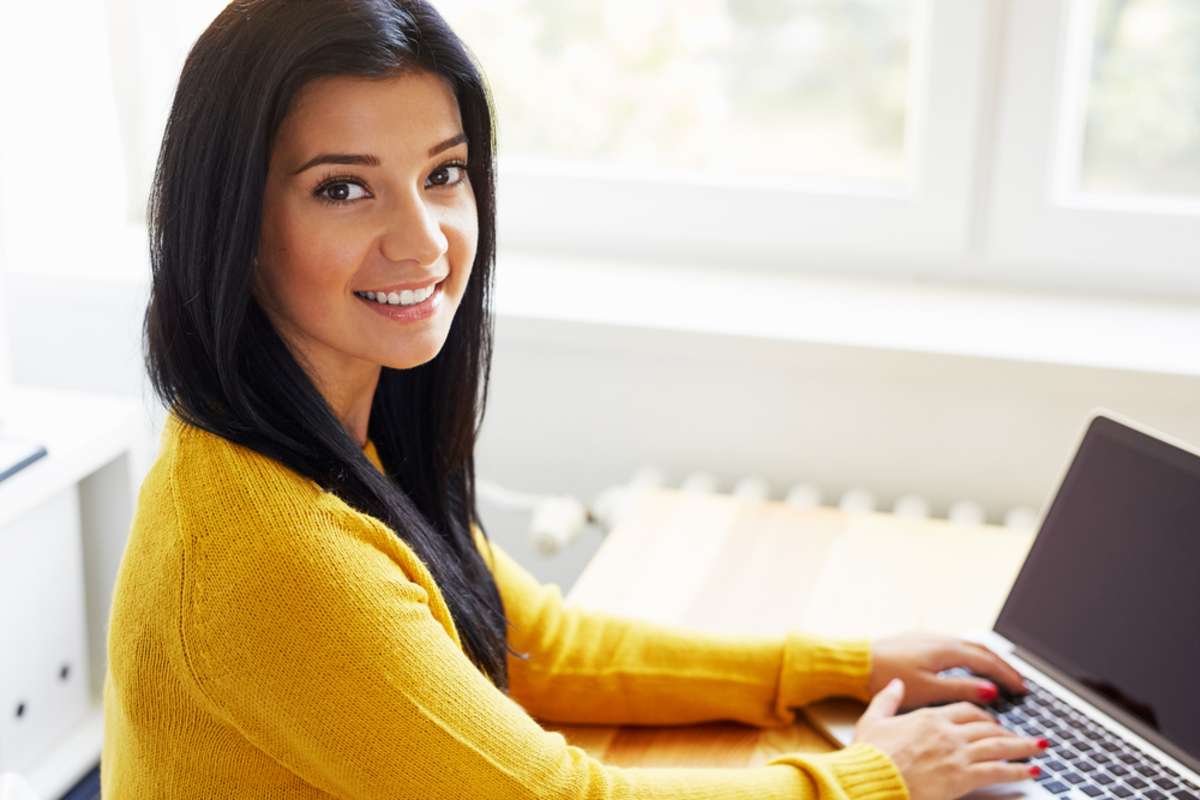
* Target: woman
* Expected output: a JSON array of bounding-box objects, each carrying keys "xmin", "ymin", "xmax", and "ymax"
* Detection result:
[{"xmin": 102, "ymin": 1, "xmax": 1049, "ymax": 797}]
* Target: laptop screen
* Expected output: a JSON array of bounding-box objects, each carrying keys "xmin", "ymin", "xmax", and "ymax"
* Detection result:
[{"xmin": 994, "ymin": 415, "xmax": 1200, "ymax": 769}]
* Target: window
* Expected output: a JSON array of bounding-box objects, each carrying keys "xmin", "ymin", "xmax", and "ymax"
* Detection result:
[
  {"xmin": 5, "ymin": 0, "xmax": 1197, "ymax": 295},
  {"xmin": 989, "ymin": 0, "xmax": 1200, "ymax": 295},
  {"xmin": 1076, "ymin": 0, "xmax": 1200, "ymax": 200},
  {"xmin": 440, "ymin": 0, "xmax": 989, "ymax": 267},
  {"xmin": 437, "ymin": 0, "xmax": 917, "ymax": 185}
]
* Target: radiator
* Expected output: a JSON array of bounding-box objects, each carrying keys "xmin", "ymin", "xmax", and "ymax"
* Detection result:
[{"xmin": 478, "ymin": 468, "xmax": 1040, "ymax": 557}]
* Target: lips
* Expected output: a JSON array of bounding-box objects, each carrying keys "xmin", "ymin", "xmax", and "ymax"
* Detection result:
[{"xmin": 355, "ymin": 280, "xmax": 444, "ymax": 322}]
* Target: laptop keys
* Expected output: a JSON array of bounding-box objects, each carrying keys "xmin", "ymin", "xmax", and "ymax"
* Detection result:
[{"xmin": 947, "ymin": 668, "xmax": 1194, "ymax": 796}]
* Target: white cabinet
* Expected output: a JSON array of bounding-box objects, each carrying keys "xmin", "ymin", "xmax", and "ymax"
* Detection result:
[
  {"xmin": 0, "ymin": 386, "xmax": 144, "ymax": 799},
  {"xmin": 0, "ymin": 487, "xmax": 90, "ymax": 778}
]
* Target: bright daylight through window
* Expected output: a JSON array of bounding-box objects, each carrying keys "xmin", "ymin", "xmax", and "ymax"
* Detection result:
[
  {"xmin": 4, "ymin": 0, "xmax": 1198, "ymax": 294},
  {"xmin": 1077, "ymin": 0, "xmax": 1200, "ymax": 199},
  {"xmin": 437, "ymin": 0, "xmax": 917, "ymax": 186}
]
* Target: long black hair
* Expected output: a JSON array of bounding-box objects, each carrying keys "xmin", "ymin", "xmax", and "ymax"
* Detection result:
[{"xmin": 144, "ymin": 0, "xmax": 523, "ymax": 691}]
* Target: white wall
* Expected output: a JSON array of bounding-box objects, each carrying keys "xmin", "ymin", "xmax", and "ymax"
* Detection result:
[
  {"xmin": 8, "ymin": 272, "xmax": 1200, "ymax": 592},
  {"xmin": 0, "ymin": 199, "xmax": 10, "ymax": 415},
  {"xmin": 481, "ymin": 313, "xmax": 1200, "ymax": 518}
]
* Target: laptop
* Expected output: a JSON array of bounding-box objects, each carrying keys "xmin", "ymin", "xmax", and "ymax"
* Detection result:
[{"xmin": 804, "ymin": 410, "xmax": 1200, "ymax": 799}]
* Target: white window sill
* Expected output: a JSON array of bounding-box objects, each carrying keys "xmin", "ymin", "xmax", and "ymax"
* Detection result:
[
  {"xmin": 491, "ymin": 251, "xmax": 1200, "ymax": 380},
  {"xmin": 8, "ymin": 231, "xmax": 1199, "ymax": 380}
]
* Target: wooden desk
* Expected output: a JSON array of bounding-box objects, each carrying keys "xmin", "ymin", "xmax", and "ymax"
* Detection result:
[{"xmin": 542, "ymin": 488, "xmax": 1037, "ymax": 768}]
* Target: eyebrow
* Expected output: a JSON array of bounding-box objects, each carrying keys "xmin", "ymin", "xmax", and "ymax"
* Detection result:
[{"xmin": 290, "ymin": 132, "xmax": 468, "ymax": 175}]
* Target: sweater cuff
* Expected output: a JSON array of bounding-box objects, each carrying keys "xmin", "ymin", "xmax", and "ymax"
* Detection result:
[
  {"xmin": 767, "ymin": 742, "xmax": 910, "ymax": 800},
  {"xmin": 774, "ymin": 632, "xmax": 873, "ymax": 722}
]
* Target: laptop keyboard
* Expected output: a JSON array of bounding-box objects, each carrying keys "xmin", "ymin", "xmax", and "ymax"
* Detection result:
[{"xmin": 940, "ymin": 668, "xmax": 1199, "ymax": 800}]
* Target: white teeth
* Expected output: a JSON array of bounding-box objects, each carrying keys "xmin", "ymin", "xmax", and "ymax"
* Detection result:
[{"xmin": 356, "ymin": 283, "xmax": 439, "ymax": 306}]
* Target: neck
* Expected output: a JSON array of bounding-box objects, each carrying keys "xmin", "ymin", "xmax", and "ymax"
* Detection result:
[{"xmin": 257, "ymin": 299, "xmax": 382, "ymax": 448}]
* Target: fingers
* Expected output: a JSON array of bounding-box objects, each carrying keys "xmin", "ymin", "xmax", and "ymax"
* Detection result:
[
  {"xmin": 958, "ymin": 720, "xmax": 1019, "ymax": 743},
  {"xmin": 860, "ymin": 678, "xmax": 905, "ymax": 722},
  {"xmin": 958, "ymin": 733, "xmax": 1047, "ymax": 794},
  {"xmin": 966, "ymin": 735, "xmax": 1047, "ymax": 763},
  {"xmin": 938, "ymin": 675, "xmax": 1004, "ymax": 704},
  {"xmin": 958, "ymin": 642, "xmax": 1028, "ymax": 695},
  {"xmin": 936, "ymin": 700, "xmax": 996, "ymax": 725}
]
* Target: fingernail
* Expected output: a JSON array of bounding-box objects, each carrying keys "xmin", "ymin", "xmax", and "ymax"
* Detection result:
[
  {"xmin": 1029, "ymin": 766, "xmax": 1041, "ymax": 778},
  {"xmin": 888, "ymin": 678, "xmax": 903, "ymax": 690},
  {"xmin": 1037, "ymin": 738, "xmax": 1051, "ymax": 749},
  {"xmin": 977, "ymin": 682, "xmax": 999, "ymax": 701}
]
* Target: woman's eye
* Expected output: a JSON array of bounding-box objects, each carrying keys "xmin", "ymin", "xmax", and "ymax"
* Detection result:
[
  {"xmin": 427, "ymin": 164, "xmax": 467, "ymax": 188},
  {"xmin": 316, "ymin": 180, "xmax": 369, "ymax": 204}
]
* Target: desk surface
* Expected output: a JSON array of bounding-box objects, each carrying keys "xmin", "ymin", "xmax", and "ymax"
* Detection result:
[{"xmin": 545, "ymin": 488, "xmax": 1036, "ymax": 768}]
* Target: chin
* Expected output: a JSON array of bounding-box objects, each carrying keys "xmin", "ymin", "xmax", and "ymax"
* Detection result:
[
  {"xmin": 379, "ymin": 341, "xmax": 447, "ymax": 370},
  {"xmin": 383, "ymin": 356, "xmax": 438, "ymax": 370}
]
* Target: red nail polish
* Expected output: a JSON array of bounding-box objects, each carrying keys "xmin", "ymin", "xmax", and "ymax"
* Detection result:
[
  {"xmin": 977, "ymin": 683, "xmax": 999, "ymax": 701},
  {"xmin": 1037, "ymin": 738, "xmax": 1051, "ymax": 749},
  {"xmin": 1030, "ymin": 766, "xmax": 1041, "ymax": 778}
]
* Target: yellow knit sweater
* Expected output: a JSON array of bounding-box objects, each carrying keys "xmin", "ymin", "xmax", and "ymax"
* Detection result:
[{"xmin": 101, "ymin": 412, "xmax": 909, "ymax": 799}]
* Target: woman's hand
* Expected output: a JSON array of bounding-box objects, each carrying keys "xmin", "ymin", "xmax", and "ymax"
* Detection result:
[
  {"xmin": 867, "ymin": 632, "xmax": 1028, "ymax": 709},
  {"xmin": 854, "ymin": 679, "xmax": 1047, "ymax": 800}
]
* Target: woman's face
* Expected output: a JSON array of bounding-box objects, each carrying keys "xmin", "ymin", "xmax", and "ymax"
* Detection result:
[{"xmin": 256, "ymin": 70, "xmax": 477, "ymax": 389}]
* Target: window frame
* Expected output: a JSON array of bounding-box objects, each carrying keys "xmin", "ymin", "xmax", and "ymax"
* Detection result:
[
  {"xmin": 984, "ymin": 0, "xmax": 1200, "ymax": 296},
  {"xmin": 494, "ymin": 0, "xmax": 993, "ymax": 271},
  {"xmin": 11, "ymin": 0, "xmax": 1199, "ymax": 299}
]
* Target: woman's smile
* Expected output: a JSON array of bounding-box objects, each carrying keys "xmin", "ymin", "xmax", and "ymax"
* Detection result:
[{"xmin": 353, "ymin": 277, "xmax": 446, "ymax": 322}]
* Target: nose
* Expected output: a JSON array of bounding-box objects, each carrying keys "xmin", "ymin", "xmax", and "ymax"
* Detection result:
[{"xmin": 380, "ymin": 188, "xmax": 448, "ymax": 266}]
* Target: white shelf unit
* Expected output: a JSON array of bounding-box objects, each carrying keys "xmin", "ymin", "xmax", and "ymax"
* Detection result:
[{"xmin": 0, "ymin": 386, "xmax": 144, "ymax": 799}]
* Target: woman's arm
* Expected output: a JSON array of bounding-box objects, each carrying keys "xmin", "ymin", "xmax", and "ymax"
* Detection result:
[
  {"xmin": 472, "ymin": 526, "xmax": 875, "ymax": 729},
  {"xmin": 181, "ymin": 509, "xmax": 905, "ymax": 800}
]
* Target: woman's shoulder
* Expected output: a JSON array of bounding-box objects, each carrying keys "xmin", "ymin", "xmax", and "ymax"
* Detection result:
[
  {"xmin": 152, "ymin": 412, "xmax": 364, "ymax": 558},
  {"xmin": 161, "ymin": 411, "xmax": 322, "ymax": 507},
  {"xmin": 156, "ymin": 411, "xmax": 406, "ymax": 563}
]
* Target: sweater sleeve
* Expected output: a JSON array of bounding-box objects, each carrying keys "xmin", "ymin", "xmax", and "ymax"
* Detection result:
[
  {"xmin": 473, "ymin": 526, "xmax": 875, "ymax": 730},
  {"xmin": 180, "ymin": 504, "xmax": 906, "ymax": 800}
]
